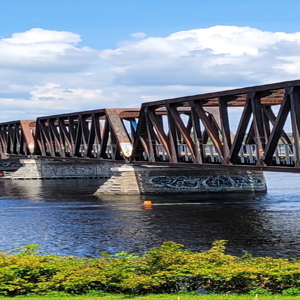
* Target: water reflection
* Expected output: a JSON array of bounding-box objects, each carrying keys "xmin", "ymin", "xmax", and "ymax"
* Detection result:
[{"xmin": 0, "ymin": 173, "xmax": 300, "ymax": 257}]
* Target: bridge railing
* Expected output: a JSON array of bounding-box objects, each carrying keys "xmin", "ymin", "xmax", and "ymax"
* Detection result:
[
  {"xmin": 43, "ymin": 143, "xmax": 121, "ymax": 160},
  {"xmin": 142, "ymin": 143, "xmax": 296, "ymax": 166}
]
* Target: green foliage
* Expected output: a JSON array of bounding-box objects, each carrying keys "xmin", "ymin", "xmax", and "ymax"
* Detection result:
[
  {"xmin": 44, "ymin": 291, "xmax": 71, "ymax": 297},
  {"xmin": 2, "ymin": 241, "xmax": 300, "ymax": 296},
  {"xmin": 282, "ymin": 287, "xmax": 300, "ymax": 295},
  {"xmin": 248, "ymin": 288, "xmax": 271, "ymax": 295}
]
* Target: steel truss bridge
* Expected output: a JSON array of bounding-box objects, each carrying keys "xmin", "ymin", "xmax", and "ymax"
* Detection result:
[{"xmin": 2, "ymin": 80, "xmax": 300, "ymax": 173}]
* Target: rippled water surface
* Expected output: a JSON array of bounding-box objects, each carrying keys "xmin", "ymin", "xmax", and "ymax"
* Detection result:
[{"xmin": 1, "ymin": 172, "xmax": 300, "ymax": 257}]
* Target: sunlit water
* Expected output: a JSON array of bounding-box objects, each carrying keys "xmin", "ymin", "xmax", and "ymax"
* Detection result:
[{"xmin": 0, "ymin": 172, "xmax": 300, "ymax": 257}]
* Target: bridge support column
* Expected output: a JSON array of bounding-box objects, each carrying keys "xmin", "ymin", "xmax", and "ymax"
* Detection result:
[
  {"xmin": 94, "ymin": 165, "xmax": 267, "ymax": 195},
  {"xmin": 95, "ymin": 165, "xmax": 140, "ymax": 195}
]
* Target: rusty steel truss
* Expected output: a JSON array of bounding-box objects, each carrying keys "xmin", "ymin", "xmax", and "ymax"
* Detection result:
[
  {"xmin": 131, "ymin": 80, "xmax": 300, "ymax": 171},
  {"xmin": 0, "ymin": 120, "xmax": 36, "ymax": 157},
  {"xmin": 34, "ymin": 109, "xmax": 140, "ymax": 161},
  {"xmin": 3, "ymin": 80, "xmax": 300, "ymax": 172}
]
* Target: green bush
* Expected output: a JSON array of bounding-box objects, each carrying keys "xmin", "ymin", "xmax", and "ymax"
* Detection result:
[
  {"xmin": 1, "ymin": 241, "xmax": 300, "ymax": 295},
  {"xmin": 282, "ymin": 287, "xmax": 300, "ymax": 295}
]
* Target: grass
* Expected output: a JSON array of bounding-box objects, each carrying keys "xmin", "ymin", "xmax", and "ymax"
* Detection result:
[{"xmin": 1, "ymin": 295, "xmax": 300, "ymax": 300}]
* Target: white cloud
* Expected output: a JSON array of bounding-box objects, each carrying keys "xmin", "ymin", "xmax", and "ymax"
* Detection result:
[
  {"xmin": 131, "ymin": 32, "xmax": 147, "ymax": 39},
  {"xmin": 0, "ymin": 28, "xmax": 98, "ymax": 72},
  {"xmin": 1, "ymin": 25, "xmax": 300, "ymax": 124},
  {"xmin": 100, "ymin": 26, "xmax": 300, "ymax": 87},
  {"xmin": 3, "ymin": 28, "xmax": 81, "ymax": 44}
]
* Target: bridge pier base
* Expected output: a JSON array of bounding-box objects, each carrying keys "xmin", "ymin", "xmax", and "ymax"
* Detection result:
[
  {"xmin": 94, "ymin": 165, "xmax": 267, "ymax": 195},
  {"xmin": 0, "ymin": 159, "xmax": 266, "ymax": 195}
]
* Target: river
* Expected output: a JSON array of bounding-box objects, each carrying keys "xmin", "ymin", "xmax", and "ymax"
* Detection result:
[{"xmin": 0, "ymin": 172, "xmax": 300, "ymax": 258}]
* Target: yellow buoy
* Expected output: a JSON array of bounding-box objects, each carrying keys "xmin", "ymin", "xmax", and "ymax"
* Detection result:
[
  {"xmin": 143, "ymin": 201, "xmax": 152, "ymax": 205},
  {"xmin": 143, "ymin": 200, "xmax": 153, "ymax": 210}
]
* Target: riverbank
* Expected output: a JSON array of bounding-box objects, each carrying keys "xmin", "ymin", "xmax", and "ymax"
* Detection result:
[{"xmin": 2, "ymin": 241, "xmax": 300, "ymax": 296}]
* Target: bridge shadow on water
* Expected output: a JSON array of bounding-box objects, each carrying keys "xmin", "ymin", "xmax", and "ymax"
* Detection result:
[{"xmin": 0, "ymin": 173, "xmax": 300, "ymax": 258}]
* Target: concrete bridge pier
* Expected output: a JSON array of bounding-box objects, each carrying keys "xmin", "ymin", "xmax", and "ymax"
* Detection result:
[
  {"xmin": 0, "ymin": 159, "xmax": 266, "ymax": 195},
  {"xmin": 94, "ymin": 165, "xmax": 267, "ymax": 195}
]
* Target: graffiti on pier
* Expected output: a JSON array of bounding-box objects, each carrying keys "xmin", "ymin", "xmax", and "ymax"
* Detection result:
[
  {"xmin": 147, "ymin": 175, "xmax": 264, "ymax": 191},
  {"xmin": 42, "ymin": 164, "xmax": 95, "ymax": 177},
  {"xmin": 40, "ymin": 163, "xmax": 117, "ymax": 178},
  {"xmin": 0, "ymin": 161, "xmax": 22, "ymax": 168}
]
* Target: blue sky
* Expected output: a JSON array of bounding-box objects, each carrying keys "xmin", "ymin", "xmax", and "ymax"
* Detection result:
[
  {"xmin": 0, "ymin": 0, "xmax": 300, "ymax": 122},
  {"xmin": 2, "ymin": 0, "xmax": 299, "ymax": 48}
]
